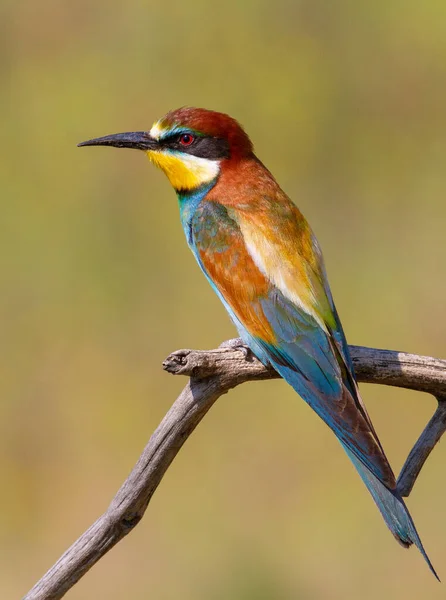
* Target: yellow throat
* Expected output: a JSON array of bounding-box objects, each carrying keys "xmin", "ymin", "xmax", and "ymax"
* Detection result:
[{"xmin": 146, "ymin": 150, "xmax": 220, "ymax": 191}]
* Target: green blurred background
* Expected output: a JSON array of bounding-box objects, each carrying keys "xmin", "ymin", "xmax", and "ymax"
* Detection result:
[{"xmin": 2, "ymin": 1, "xmax": 446, "ymax": 598}]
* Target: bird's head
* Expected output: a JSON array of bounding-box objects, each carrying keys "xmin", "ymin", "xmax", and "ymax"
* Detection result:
[{"xmin": 78, "ymin": 107, "xmax": 253, "ymax": 192}]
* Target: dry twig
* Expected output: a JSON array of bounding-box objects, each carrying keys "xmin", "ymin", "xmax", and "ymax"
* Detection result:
[{"xmin": 23, "ymin": 341, "xmax": 446, "ymax": 600}]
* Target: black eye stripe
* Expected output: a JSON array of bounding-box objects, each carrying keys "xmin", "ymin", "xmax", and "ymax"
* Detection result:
[{"xmin": 161, "ymin": 135, "xmax": 230, "ymax": 160}]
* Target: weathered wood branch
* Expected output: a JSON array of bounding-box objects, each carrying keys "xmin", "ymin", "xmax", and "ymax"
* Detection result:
[{"xmin": 23, "ymin": 341, "xmax": 446, "ymax": 600}]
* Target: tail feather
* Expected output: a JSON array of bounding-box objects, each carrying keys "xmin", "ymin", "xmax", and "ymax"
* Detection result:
[{"xmin": 342, "ymin": 443, "xmax": 439, "ymax": 581}]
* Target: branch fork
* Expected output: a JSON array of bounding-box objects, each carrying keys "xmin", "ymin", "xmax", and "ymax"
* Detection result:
[{"xmin": 23, "ymin": 341, "xmax": 446, "ymax": 600}]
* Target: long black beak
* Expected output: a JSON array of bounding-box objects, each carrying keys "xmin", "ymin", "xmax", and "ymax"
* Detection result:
[{"xmin": 77, "ymin": 131, "xmax": 158, "ymax": 151}]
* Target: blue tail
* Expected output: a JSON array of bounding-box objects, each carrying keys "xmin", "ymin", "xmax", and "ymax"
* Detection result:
[{"xmin": 343, "ymin": 443, "xmax": 439, "ymax": 580}]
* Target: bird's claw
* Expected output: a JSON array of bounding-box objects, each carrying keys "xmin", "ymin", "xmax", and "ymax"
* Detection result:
[{"xmin": 219, "ymin": 338, "xmax": 252, "ymax": 359}]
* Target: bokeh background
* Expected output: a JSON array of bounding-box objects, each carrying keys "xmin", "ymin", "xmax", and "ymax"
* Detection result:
[{"xmin": 2, "ymin": 1, "xmax": 446, "ymax": 598}]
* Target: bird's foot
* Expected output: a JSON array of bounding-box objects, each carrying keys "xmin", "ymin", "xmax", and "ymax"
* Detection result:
[{"xmin": 219, "ymin": 338, "xmax": 252, "ymax": 359}]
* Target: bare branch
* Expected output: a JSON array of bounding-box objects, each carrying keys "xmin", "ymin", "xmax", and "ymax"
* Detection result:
[
  {"xmin": 23, "ymin": 341, "xmax": 446, "ymax": 600},
  {"xmin": 397, "ymin": 395, "xmax": 446, "ymax": 496}
]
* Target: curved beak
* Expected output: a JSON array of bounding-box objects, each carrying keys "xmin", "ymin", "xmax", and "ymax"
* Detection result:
[{"xmin": 77, "ymin": 131, "xmax": 158, "ymax": 151}]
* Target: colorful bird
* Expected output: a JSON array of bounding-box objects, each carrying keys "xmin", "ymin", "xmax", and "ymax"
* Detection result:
[{"xmin": 79, "ymin": 107, "xmax": 437, "ymax": 578}]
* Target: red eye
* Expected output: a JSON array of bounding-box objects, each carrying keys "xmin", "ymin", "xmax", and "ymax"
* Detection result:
[{"xmin": 179, "ymin": 133, "xmax": 195, "ymax": 146}]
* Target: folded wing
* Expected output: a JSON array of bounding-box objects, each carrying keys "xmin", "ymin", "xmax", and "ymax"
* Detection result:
[
  {"xmin": 190, "ymin": 198, "xmax": 395, "ymax": 488},
  {"xmin": 188, "ymin": 195, "xmax": 436, "ymax": 577}
]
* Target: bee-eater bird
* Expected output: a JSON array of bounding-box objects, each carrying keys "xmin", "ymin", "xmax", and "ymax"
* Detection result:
[{"xmin": 79, "ymin": 107, "xmax": 437, "ymax": 578}]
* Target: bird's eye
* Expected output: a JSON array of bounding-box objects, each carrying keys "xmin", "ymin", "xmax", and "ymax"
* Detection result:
[{"xmin": 179, "ymin": 133, "xmax": 195, "ymax": 147}]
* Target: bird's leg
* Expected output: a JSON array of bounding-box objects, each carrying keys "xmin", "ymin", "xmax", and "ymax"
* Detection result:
[{"xmin": 219, "ymin": 337, "xmax": 252, "ymax": 359}]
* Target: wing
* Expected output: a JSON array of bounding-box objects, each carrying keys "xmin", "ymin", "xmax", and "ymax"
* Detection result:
[{"xmin": 190, "ymin": 198, "xmax": 396, "ymax": 489}]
